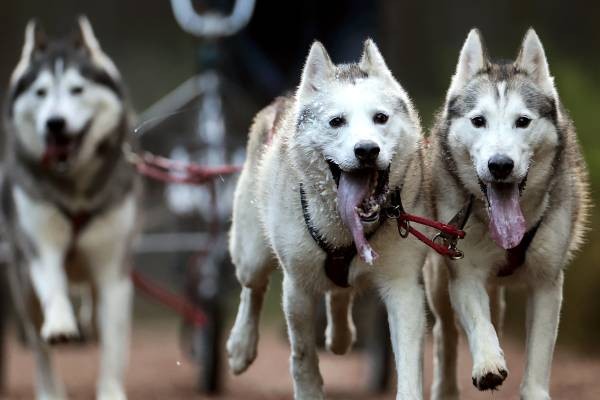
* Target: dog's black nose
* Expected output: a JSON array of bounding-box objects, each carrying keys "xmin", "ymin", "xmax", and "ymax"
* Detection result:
[
  {"xmin": 46, "ymin": 117, "xmax": 66, "ymax": 135},
  {"xmin": 354, "ymin": 141, "xmax": 380, "ymax": 164},
  {"xmin": 488, "ymin": 154, "xmax": 514, "ymax": 180}
]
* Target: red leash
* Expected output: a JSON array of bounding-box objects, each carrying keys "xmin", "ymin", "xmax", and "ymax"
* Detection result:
[
  {"xmin": 386, "ymin": 188, "xmax": 472, "ymax": 260},
  {"xmin": 122, "ymin": 143, "xmax": 242, "ymax": 327},
  {"xmin": 131, "ymin": 270, "xmax": 207, "ymax": 327},
  {"xmin": 123, "ymin": 143, "xmax": 242, "ymax": 185},
  {"xmin": 397, "ymin": 213, "xmax": 466, "ymax": 259}
]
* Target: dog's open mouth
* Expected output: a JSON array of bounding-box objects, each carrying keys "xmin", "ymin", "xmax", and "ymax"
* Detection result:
[
  {"xmin": 328, "ymin": 160, "xmax": 390, "ymax": 265},
  {"xmin": 44, "ymin": 134, "xmax": 82, "ymax": 166},
  {"xmin": 479, "ymin": 178, "xmax": 527, "ymax": 250},
  {"xmin": 43, "ymin": 121, "xmax": 92, "ymax": 167}
]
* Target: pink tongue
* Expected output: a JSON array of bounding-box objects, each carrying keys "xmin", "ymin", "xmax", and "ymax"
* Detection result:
[
  {"xmin": 487, "ymin": 183, "xmax": 526, "ymax": 249},
  {"xmin": 337, "ymin": 170, "xmax": 378, "ymax": 265},
  {"xmin": 43, "ymin": 143, "xmax": 74, "ymax": 165}
]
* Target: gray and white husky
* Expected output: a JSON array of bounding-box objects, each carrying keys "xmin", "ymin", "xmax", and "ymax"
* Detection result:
[
  {"xmin": 2, "ymin": 17, "xmax": 140, "ymax": 400},
  {"xmin": 227, "ymin": 39, "xmax": 428, "ymax": 399},
  {"xmin": 424, "ymin": 28, "xmax": 590, "ymax": 399}
]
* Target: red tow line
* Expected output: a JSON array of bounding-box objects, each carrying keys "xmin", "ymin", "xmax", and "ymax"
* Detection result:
[
  {"xmin": 123, "ymin": 144, "xmax": 242, "ymax": 184},
  {"xmin": 396, "ymin": 213, "xmax": 466, "ymax": 259},
  {"xmin": 387, "ymin": 188, "xmax": 471, "ymax": 260},
  {"xmin": 131, "ymin": 270, "xmax": 207, "ymax": 327},
  {"xmin": 123, "ymin": 144, "xmax": 242, "ymax": 326}
]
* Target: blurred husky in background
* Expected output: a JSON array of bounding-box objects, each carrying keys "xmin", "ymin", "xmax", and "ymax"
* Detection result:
[
  {"xmin": 227, "ymin": 39, "xmax": 429, "ymax": 399},
  {"xmin": 2, "ymin": 16, "xmax": 140, "ymax": 400},
  {"xmin": 425, "ymin": 28, "xmax": 590, "ymax": 399}
]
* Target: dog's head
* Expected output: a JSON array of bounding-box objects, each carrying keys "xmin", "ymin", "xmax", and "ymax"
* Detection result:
[
  {"xmin": 442, "ymin": 28, "xmax": 561, "ymax": 249},
  {"xmin": 7, "ymin": 16, "xmax": 125, "ymax": 172},
  {"xmin": 293, "ymin": 40, "xmax": 421, "ymax": 263}
]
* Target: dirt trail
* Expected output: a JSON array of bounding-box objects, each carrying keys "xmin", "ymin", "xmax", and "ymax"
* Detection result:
[{"xmin": 3, "ymin": 325, "xmax": 600, "ymax": 399}]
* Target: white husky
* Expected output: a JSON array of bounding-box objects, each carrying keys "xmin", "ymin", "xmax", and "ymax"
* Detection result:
[
  {"xmin": 425, "ymin": 28, "xmax": 590, "ymax": 400},
  {"xmin": 227, "ymin": 40, "xmax": 429, "ymax": 399}
]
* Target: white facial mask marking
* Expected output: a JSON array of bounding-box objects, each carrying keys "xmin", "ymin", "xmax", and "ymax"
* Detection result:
[
  {"xmin": 296, "ymin": 77, "xmax": 417, "ymax": 173},
  {"xmin": 11, "ymin": 65, "xmax": 123, "ymax": 165},
  {"xmin": 449, "ymin": 83, "xmax": 558, "ymax": 185}
]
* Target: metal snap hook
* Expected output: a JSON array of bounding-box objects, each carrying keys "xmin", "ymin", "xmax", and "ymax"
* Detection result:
[
  {"xmin": 433, "ymin": 233, "xmax": 464, "ymax": 260},
  {"xmin": 450, "ymin": 249, "xmax": 464, "ymax": 260},
  {"xmin": 398, "ymin": 220, "xmax": 410, "ymax": 238}
]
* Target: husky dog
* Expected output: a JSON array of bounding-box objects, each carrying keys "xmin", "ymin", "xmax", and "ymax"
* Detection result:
[
  {"xmin": 227, "ymin": 39, "xmax": 428, "ymax": 399},
  {"xmin": 2, "ymin": 17, "xmax": 140, "ymax": 400},
  {"xmin": 424, "ymin": 28, "xmax": 590, "ymax": 399}
]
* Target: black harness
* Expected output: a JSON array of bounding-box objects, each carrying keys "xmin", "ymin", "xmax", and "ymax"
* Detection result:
[
  {"xmin": 300, "ymin": 183, "xmax": 542, "ymax": 287},
  {"xmin": 497, "ymin": 219, "xmax": 542, "ymax": 277},
  {"xmin": 57, "ymin": 206, "xmax": 94, "ymax": 263},
  {"xmin": 299, "ymin": 184, "xmax": 378, "ymax": 288}
]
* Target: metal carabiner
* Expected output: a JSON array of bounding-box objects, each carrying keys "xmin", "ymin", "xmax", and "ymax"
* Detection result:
[
  {"xmin": 432, "ymin": 232, "xmax": 465, "ymax": 260},
  {"xmin": 398, "ymin": 219, "xmax": 410, "ymax": 238},
  {"xmin": 450, "ymin": 249, "xmax": 464, "ymax": 260}
]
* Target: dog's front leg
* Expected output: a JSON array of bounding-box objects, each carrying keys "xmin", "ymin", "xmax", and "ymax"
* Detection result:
[
  {"xmin": 424, "ymin": 255, "xmax": 460, "ymax": 400},
  {"xmin": 282, "ymin": 273, "xmax": 324, "ymax": 400},
  {"xmin": 448, "ymin": 262, "xmax": 507, "ymax": 391},
  {"xmin": 80, "ymin": 197, "xmax": 136, "ymax": 400},
  {"xmin": 520, "ymin": 271, "xmax": 563, "ymax": 400},
  {"xmin": 30, "ymin": 253, "xmax": 80, "ymax": 343},
  {"xmin": 14, "ymin": 188, "xmax": 79, "ymax": 343},
  {"xmin": 31, "ymin": 344, "xmax": 66, "ymax": 400},
  {"xmin": 94, "ymin": 274, "xmax": 132, "ymax": 400},
  {"xmin": 379, "ymin": 273, "xmax": 425, "ymax": 400},
  {"xmin": 84, "ymin": 257, "xmax": 132, "ymax": 400}
]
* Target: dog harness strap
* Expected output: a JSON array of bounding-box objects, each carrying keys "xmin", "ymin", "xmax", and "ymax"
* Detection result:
[
  {"xmin": 57, "ymin": 206, "xmax": 93, "ymax": 263},
  {"xmin": 299, "ymin": 184, "xmax": 359, "ymax": 288},
  {"xmin": 497, "ymin": 219, "xmax": 542, "ymax": 277},
  {"xmin": 299, "ymin": 183, "xmax": 472, "ymax": 286}
]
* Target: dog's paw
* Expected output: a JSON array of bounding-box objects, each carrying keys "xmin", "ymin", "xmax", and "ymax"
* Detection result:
[
  {"xmin": 41, "ymin": 298, "xmax": 80, "ymax": 344},
  {"xmin": 297, "ymin": 393, "xmax": 325, "ymax": 400},
  {"xmin": 471, "ymin": 364, "xmax": 508, "ymax": 391},
  {"xmin": 432, "ymin": 395, "xmax": 459, "ymax": 400},
  {"xmin": 97, "ymin": 382, "xmax": 127, "ymax": 400},
  {"xmin": 37, "ymin": 394, "xmax": 67, "ymax": 400},
  {"xmin": 430, "ymin": 388, "xmax": 460, "ymax": 400},
  {"xmin": 520, "ymin": 385, "xmax": 550, "ymax": 400},
  {"xmin": 226, "ymin": 328, "xmax": 258, "ymax": 375}
]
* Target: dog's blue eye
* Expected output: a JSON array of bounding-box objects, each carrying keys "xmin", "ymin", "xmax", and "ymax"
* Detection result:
[
  {"xmin": 515, "ymin": 116, "xmax": 531, "ymax": 128},
  {"xmin": 470, "ymin": 116, "xmax": 486, "ymax": 128},
  {"xmin": 70, "ymin": 86, "xmax": 84, "ymax": 96},
  {"xmin": 36, "ymin": 88, "xmax": 47, "ymax": 98},
  {"xmin": 329, "ymin": 116, "xmax": 346, "ymax": 128},
  {"xmin": 373, "ymin": 112, "xmax": 389, "ymax": 125}
]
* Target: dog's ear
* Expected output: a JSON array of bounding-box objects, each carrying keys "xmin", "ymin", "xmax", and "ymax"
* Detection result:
[
  {"xmin": 298, "ymin": 41, "xmax": 334, "ymax": 98},
  {"xmin": 10, "ymin": 20, "xmax": 47, "ymax": 85},
  {"xmin": 448, "ymin": 28, "xmax": 487, "ymax": 96},
  {"xmin": 74, "ymin": 15, "xmax": 102, "ymax": 52},
  {"xmin": 22, "ymin": 19, "xmax": 47, "ymax": 59},
  {"xmin": 359, "ymin": 39, "xmax": 394, "ymax": 81},
  {"xmin": 74, "ymin": 15, "xmax": 120, "ymax": 79},
  {"xmin": 515, "ymin": 28, "xmax": 554, "ymax": 95}
]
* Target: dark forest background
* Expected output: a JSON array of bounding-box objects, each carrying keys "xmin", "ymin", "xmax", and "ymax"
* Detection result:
[{"xmin": 0, "ymin": 0, "xmax": 598, "ymax": 352}]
